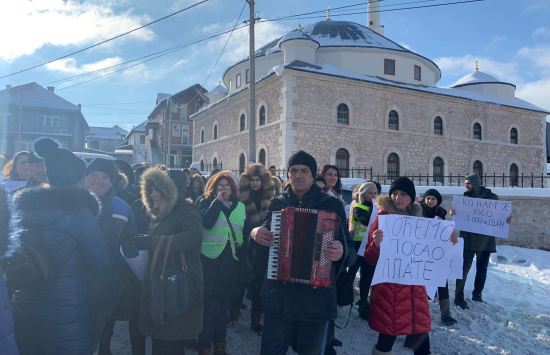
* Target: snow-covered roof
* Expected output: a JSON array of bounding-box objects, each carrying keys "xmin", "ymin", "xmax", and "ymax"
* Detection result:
[
  {"xmin": 88, "ymin": 125, "xmax": 128, "ymax": 140},
  {"xmin": 277, "ymin": 29, "xmax": 319, "ymax": 48},
  {"xmin": 210, "ymin": 84, "xmax": 227, "ymax": 94},
  {"xmin": 129, "ymin": 121, "xmax": 146, "ymax": 135},
  {"xmin": 274, "ymin": 61, "xmax": 548, "ymax": 114},
  {"xmin": 0, "ymin": 82, "xmax": 81, "ymax": 111},
  {"xmin": 452, "ymin": 70, "xmax": 515, "ymax": 88}
]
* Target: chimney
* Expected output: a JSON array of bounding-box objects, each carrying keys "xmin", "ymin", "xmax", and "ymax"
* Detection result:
[
  {"xmin": 77, "ymin": 104, "xmax": 82, "ymax": 110},
  {"xmin": 5, "ymin": 84, "xmax": 12, "ymax": 90},
  {"xmin": 47, "ymin": 86, "xmax": 55, "ymax": 93},
  {"xmin": 367, "ymin": 0, "xmax": 384, "ymax": 35}
]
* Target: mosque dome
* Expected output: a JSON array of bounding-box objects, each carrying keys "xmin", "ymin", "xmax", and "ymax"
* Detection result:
[{"xmin": 452, "ymin": 66, "xmax": 516, "ymax": 99}]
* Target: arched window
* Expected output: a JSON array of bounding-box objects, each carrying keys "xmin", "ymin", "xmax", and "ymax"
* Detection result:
[
  {"xmin": 200, "ymin": 160, "xmax": 204, "ymax": 171},
  {"xmin": 259, "ymin": 106, "xmax": 266, "ymax": 126},
  {"xmin": 434, "ymin": 116, "xmax": 443, "ymax": 135},
  {"xmin": 388, "ymin": 110, "xmax": 399, "ymax": 130},
  {"xmin": 239, "ymin": 114, "xmax": 246, "ymax": 132},
  {"xmin": 387, "ymin": 153, "xmax": 400, "ymax": 178},
  {"xmin": 510, "ymin": 163, "xmax": 519, "ymax": 187},
  {"xmin": 213, "ymin": 157, "xmax": 218, "ymax": 168},
  {"xmin": 337, "ymin": 103, "xmax": 349, "ymax": 125},
  {"xmin": 239, "ymin": 154, "xmax": 246, "ymax": 174},
  {"xmin": 473, "ymin": 160, "xmax": 483, "ymax": 183},
  {"xmin": 258, "ymin": 149, "xmax": 266, "ymax": 166},
  {"xmin": 213, "ymin": 124, "xmax": 218, "ymax": 140},
  {"xmin": 433, "ymin": 156, "xmax": 444, "ymax": 183},
  {"xmin": 473, "ymin": 122, "xmax": 482, "ymax": 140},
  {"xmin": 510, "ymin": 127, "xmax": 518, "ymax": 144},
  {"xmin": 335, "ymin": 148, "xmax": 350, "ymax": 178},
  {"xmin": 200, "ymin": 129, "xmax": 205, "ymax": 143}
]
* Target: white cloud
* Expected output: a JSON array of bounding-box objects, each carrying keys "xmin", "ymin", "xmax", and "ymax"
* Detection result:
[
  {"xmin": 533, "ymin": 27, "xmax": 550, "ymax": 36},
  {"xmin": 434, "ymin": 55, "xmax": 519, "ymax": 84},
  {"xmin": 516, "ymin": 78, "xmax": 550, "ymax": 112},
  {"xmin": 517, "ymin": 46, "xmax": 550, "ymax": 72},
  {"xmin": 0, "ymin": 0, "xmax": 154, "ymax": 62},
  {"xmin": 46, "ymin": 57, "xmax": 124, "ymax": 74}
]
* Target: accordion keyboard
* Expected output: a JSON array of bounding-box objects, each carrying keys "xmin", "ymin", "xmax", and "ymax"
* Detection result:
[{"xmin": 267, "ymin": 211, "xmax": 282, "ymax": 280}]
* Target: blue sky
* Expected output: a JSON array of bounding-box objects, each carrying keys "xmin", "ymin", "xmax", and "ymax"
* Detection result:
[{"xmin": 1, "ymin": 0, "xmax": 549, "ymax": 130}]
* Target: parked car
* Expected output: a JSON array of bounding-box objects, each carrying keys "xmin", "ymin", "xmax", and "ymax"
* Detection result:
[
  {"xmin": 341, "ymin": 178, "xmax": 366, "ymax": 218},
  {"xmin": 73, "ymin": 152, "xmax": 116, "ymax": 164}
]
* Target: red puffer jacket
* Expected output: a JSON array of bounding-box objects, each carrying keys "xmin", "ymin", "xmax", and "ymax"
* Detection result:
[{"xmin": 364, "ymin": 196, "xmax": 431, "ymax": 336}]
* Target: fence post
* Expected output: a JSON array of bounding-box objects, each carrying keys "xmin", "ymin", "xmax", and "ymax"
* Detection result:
[
  {"xmin": 521, "ymin": 173, "xmax": 524, "ymax": 188},
  {"xmin": 502, "ymin": 173, "xmax": 505, "ymax": 187},
  {"xmin": 493, "ymin": 173, "xmax": 496, "ymax": 187},
  {"xmin": 531, "ymin": 173, "xmax": 534, "ymax": 188}
]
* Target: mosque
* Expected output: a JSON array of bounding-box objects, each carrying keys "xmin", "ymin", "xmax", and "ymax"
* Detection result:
[{"xmin": 191, "ymin": 3, "xmax": 548, "ymax": 184}]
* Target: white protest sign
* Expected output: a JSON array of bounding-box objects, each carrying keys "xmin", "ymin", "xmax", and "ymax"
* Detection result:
[
  {"xmin": 357, "ymin": 204, "xmax": 378, "ymax": 257},
  {"xmin": 0, "ymin": 180, "xmax": 26, "ymax": 192},
  {"xmin": 448, "ymin": 237, "xmax": 464, "ymax": 280},
  {"xmin": 371, "ymin": 215, "xmax": 456, "ymax": 289},
  {"xmin": 452, "ymin": 195, "xmax": 512, "ymax": 239}
]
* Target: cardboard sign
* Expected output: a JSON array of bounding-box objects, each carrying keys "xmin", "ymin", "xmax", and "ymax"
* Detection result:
[
  {"xmin": 452, "ymin": 195, "xmax": 512, "ymax": 239},
  {"xmin": 449, "ymin": 237, "xmax": 464, "ymax": 280},
  {"xmin": 357, "ymin": 204, "xmax": 378, "ymax": 257},
  {"xmin": 371, "ymin": 215, "xmax": 456, "ymax": 289}
]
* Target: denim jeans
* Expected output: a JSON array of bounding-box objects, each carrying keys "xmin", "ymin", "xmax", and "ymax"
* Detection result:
[{"xmin": 455, "ymin": 250, "xmax": 491, "ymax": 299}]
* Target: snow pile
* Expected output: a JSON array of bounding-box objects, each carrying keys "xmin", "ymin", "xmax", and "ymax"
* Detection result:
[{"xmin": 111, "ymin": 246, "xmax": 550, "ymax": 354}]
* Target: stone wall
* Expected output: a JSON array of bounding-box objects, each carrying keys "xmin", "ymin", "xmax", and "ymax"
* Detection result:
[{"xmin": 289, "ymin": 70, "xmax": 546, "ymax": 176}]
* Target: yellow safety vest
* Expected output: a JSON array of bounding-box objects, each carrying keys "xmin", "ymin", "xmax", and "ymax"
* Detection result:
[
  {"xmin": 350, "ymin": 203, "xmax": 370, "ymax": 241},
  {"xmin": 201, "ymin": 202, "xmax": 245, "ymax": 260}
]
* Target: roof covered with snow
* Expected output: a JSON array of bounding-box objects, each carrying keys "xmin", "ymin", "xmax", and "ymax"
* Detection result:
[
  {"xmin": 0, "ymin": 82, "xmax": 81, "ymax": 111},
  {"xmin": 88, "ymin": 125, "xmax": 128, "ymax": 140},
  {"xmin": 452, "ymin": 70, "xmax": 515, "ymax": 88},
  {"xmin": 273, "ymin": 61, "xmax": 548, "ymax": 114},
  {"xmin": 277, "ymin": 29, "xmax": 319, "ymax": 48},
  {"xmin": 210, "ymin": 84, "xmax": 227, "ymax": 94},
  {"xmin": 129, "ymin": 121, "xmax": 147, "ymax": 134}
]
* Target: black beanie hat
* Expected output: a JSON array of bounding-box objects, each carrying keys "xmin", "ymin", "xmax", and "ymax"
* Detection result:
[
  {"xmin": 34, "ymin": 138, "xmax": 86, "ymax": 187},
  {"xmin": 466, "ymin": 173, "xmax": 481, "ymax": 191},
  {"xmin": 389, "ymin": 177, "xmax": 416, "ymax": 202},
  {"xmin": 287, "ymin": 150, "xmax": 317, "ymax": 176},
  {"xmin": 423, "ymin": 188, "xmax": 442, "ymax": 206},
  {"xmin": 87, "ymin": 158, "xmax": 118, "ymax": 183}
]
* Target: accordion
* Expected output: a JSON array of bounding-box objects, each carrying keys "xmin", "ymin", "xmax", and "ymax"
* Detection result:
[{"xmin": 267, "ymin": 207, "xmax": 340, "ymax": 288}]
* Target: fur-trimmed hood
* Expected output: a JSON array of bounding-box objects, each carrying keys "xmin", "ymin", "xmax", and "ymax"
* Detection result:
[
  {"xmin": 376, "ymin": 195, "xmax": 422, "ymax": 217},
  {"xmin": 13, "ymin": 186, "xmax": 101, "ymax": 228},
  {"xmin": 140, "ymin": 167, "xmax": 178, "ymax": 220},
  {"xmin": 239, "ymin": 166, "xmax": 275, "ymax": 226}
]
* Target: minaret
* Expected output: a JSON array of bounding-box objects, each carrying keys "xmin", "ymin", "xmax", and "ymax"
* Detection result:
[{"xmin": 367, "ymin": 0, "xmax": 384, "ymax": 35}]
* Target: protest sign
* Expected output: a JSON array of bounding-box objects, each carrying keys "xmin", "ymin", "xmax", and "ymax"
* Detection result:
[
  {"xmin": 357, "ymin": 204, "xmax": 377, "ymax": 257},
  {"xmin": 449, "ymin": 237, "xmax": 464, "ymax": 280},
  {"xmin": 371, "ymin": 215, "xmax": 455, "ymax": 290},
  {"xmin": 0, "ymin": 180, "xmax": 26, "ymax": 192},
  {"xmin": 452, "ymin": 195, "xmax": 512, "ymax": 239}
]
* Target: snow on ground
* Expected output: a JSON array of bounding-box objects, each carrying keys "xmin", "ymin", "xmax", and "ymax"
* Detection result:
[{"xmin": 111, "ymin": 245, "xmax": 550, "ymax": 354}]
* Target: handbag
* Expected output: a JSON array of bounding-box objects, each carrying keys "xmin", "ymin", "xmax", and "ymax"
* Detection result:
[
  {"xmin": 336, "ymin": 269, "xmax": 355, "ymax": 307},
  {"xmin": 148, "ymin": 235, "xmax": 200, "ymax": 325},
  {"xmin": 224, "ymin": 214, "xmax": 254, "ymax": 285}
]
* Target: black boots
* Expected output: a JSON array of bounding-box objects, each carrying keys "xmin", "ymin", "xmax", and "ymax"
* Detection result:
[
  {"xmin": 472, "ymin": 293, "xmax": 484, "ymax": 302},
  {"xmin": 454, "ymin": 296, "xmax": 469, "ymax": 310},
  {"xmin": 439, "ymin": 299, "xmax": 457, "ymax": 326}
]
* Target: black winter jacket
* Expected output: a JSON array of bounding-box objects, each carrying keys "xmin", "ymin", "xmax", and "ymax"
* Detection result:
[{"xmin": 261, "ymin": 184, "xmax": 355, "ymax": 321}]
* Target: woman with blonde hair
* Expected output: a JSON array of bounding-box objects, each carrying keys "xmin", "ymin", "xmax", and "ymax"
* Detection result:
[{"xmin": 196, "ymin": 171, "xmax": 247, "ymax": 355}]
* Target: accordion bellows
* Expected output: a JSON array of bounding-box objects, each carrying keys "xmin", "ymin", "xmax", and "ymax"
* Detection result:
[{"xmin": 268, "ymin": 207, "xmax": 339, "ymax": 288}]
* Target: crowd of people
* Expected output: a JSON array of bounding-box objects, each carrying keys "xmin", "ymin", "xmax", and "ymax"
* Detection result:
[{"xmin": 0, "ymin": 141, "xmax": 503, "ymax": 355}]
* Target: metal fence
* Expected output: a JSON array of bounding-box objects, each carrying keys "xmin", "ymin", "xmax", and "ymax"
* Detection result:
[{"xmin": 268, "ymin": 168, "xmax": 550, "ymax": 188}]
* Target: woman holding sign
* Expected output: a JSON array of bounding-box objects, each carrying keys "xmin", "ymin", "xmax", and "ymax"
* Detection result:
[
  {"xmin": 420, "ymin": 189, "xmax": 457, "ymax": 326},
  {"xmin": 364, "ymin": 177, "xmax": 432, "ymax": 355}
]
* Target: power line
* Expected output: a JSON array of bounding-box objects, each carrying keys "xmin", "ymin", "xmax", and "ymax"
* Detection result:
[
  {"xmin": 0, "ymin": 0, "xmax": 209, "ymax": 79},
  {"xmin": 204, "ymin": 3, "xmax": 246, "ymax": 86},
  {"xmin": 49, "ymin": 0, "xmax": 486, "ymax": 91}
]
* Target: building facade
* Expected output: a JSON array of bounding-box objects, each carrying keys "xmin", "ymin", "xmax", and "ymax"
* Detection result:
[
  {"xmin": 0, "ymin": 83, "xmax": 89, "ymax": 157},
  {"xmin": 145, "ymin": 85, "xmax": 208, "ymax": 167},
  {"xmin": 192, "ymin": 14, "xmax": 548, "ymax": 183},
  {"xmin": 86, "ymin": 125, "xmax": 128, "ymax": 153}
]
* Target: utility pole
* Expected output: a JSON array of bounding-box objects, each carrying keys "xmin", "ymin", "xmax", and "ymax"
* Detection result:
[{"xmin": 247, "ymin": 0, "xmax": 256, "ymax": 163}]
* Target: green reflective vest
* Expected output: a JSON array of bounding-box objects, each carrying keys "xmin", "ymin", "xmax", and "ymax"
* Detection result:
[
  {"xmin": 350, "ymin": 203, "xmax": 371, "ymax": 241},
  {"xmin": 201, "ymin": 201, "xmax": 245, "ymax": 260}
]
